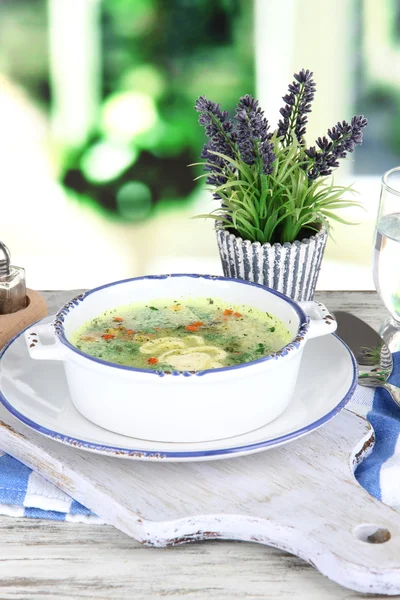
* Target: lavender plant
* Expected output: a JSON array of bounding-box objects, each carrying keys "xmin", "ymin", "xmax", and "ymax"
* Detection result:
[{"xmin": 193, "ymin": 69, "xmax": 368, "ymax": 245}]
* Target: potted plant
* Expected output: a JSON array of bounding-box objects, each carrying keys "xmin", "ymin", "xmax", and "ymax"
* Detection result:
[{"xmin": 193, "ymin": 69, "xmax": 368, "ymax": 301}]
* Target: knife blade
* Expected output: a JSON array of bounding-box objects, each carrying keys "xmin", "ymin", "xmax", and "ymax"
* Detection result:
[
  {"xmin": 334, "ymin": 312, "xmax": 400, "ymax": 409},
  {"xmin": 334, "ymin": 311, "xmax": 387, "ymax": 366}
]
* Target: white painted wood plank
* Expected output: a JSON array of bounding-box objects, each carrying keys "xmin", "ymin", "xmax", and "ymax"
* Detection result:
[{"xmin": 0, "ymin": 517, "xmax": 374, "ymax": 600}]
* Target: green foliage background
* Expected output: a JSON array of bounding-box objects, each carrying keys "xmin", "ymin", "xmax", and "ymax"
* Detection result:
[{"xmin": 63, "ymin": 0, "xmax": 254, "ymax": 221}]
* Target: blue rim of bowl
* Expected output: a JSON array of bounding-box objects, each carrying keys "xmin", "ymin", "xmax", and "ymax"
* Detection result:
[
  {"xmin": 53, "ymin": 274, "xmax": 310, "ymax": 377},
  {"xmin": 0, "ymin": 317, "xmax": 357, "ymax": 459}
]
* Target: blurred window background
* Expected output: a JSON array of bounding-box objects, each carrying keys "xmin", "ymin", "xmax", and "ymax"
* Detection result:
[{"xmin": 0, "ymin": 0, "xmax": 397, "ymax": 289}]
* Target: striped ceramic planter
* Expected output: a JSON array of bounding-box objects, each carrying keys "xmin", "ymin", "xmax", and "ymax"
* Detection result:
[{"xmin": 216, "ymin": 226, "xmax": 328, "ymax": 302}]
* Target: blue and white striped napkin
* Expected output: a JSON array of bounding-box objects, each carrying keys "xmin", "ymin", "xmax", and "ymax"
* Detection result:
[
  {"xmin": 351, "ymin": 351, "xmax": 400, "ymax": 511},
  {"xmin": 0, "ymin": 451, "xmax": 103, "ymax": 523},
  {"xmin": 0, "ymin": 354, "xmax": 399, "ymax": 522}
]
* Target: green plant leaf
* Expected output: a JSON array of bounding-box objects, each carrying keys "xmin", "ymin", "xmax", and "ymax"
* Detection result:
[
  {"xmin": 321, "ymin": 210, "xmax": 359, "ymax": 225},
  {"xmin": 208, "ymin": 151, "xmax": 253, "ymax": 181}
]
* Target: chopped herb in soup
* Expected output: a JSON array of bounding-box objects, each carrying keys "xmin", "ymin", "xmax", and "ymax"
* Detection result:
[{"xmin": 71, "ymin": 298, "xmax": 291, "ymax": 372}]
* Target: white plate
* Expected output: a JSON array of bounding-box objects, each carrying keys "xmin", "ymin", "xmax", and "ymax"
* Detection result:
[{"xmin": 0, "ymin": 316, "xmax": 357, "ymax": 462}]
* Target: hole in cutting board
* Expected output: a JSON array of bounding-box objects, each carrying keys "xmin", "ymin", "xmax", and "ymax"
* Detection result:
[{"xmin": 353, "ymin": 524, "xmax": 391, "ymax": 544}]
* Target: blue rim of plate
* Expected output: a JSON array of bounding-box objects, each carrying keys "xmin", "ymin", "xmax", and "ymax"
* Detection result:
[{"xmin": 0, "ymin": 315, "xmax": 357, "ymax": 460}]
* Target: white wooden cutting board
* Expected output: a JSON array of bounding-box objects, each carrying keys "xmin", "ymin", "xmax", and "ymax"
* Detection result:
[{"xmin": 0, "ymin": 404, "xmax": 400, "ymax": 595}]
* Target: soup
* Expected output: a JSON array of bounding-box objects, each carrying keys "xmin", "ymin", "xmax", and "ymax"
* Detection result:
[{"xmin": 71, "ymin": 297, "xmax": 291, "ymax": 372}]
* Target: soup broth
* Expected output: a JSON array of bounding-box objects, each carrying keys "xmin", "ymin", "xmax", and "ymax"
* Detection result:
[{"xmin": 71, "ymin": 297, "xmax": 292, "ymax": 372}]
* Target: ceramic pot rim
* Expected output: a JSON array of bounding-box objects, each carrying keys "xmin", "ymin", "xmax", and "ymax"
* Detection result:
[{"xmin": 216, "ymin": 222, "xmax": 328, "ymax": 250}]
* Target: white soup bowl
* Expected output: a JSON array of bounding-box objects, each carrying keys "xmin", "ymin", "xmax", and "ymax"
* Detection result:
[{"xmin": 25, "ymin": 275, "xmax": 336, "ymax": 442}]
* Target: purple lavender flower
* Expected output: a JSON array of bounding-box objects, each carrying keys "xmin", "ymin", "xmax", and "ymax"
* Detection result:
[
  {"xmin": 194, "ymin": 96, "xmax": 236, "ymax": 186},
  {"xmin": 304, "ymin": 115, "xmax": 368, "ymax": 179},
  {"xmin": 235, "ymin": 95, "xmax": 275, "ymax": 175},
  {"xmin": 200, "ymin": 141, "xmax": 230, "ymax": 187},
  {"xmin": 277, "ymin": 69, "xmax": 316, "ymax": 145}
]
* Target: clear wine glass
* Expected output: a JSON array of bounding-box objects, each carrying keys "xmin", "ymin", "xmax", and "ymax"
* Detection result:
[{"xmin": 373, "ymin": 166, "xmax": 400, "ymax": 351}]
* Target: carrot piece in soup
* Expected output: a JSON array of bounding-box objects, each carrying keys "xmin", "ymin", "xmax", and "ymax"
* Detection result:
[
  {"xmin": 126, "ymin": 329, "xmax": 135, "ymax": 335},
  {"xmin": 147, "ymin": 357, "xmax": 158, "ymax": 365},
  {"xmin": 102, "ymin": 333, "xmax": 115, "ymax": 340},
  {"xmin": 191, "ymin": 321, "xmax": 204, "ymax": 327},
  {"xmin": 113, "ymin": 317, "xmax": 124, "ymax": 322},
  {"xmin": 223, "ymin": 309, "xmax": 233, "ymax": 316},
  {"xmin": 185, "ymin": 325, "xmax": 199, "ymax": 332},
  {"xmin": 233, "ymin": 312, "xmax": 242, "ymax": 318}
]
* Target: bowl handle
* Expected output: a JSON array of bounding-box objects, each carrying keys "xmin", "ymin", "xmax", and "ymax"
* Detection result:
[
  {"xmin": 25, "ymin": 324, "xmax": 65, "ymax": 361},
  {"xmin": 299, "ymin": 301, "xmax": 337, "ymax": 340}
]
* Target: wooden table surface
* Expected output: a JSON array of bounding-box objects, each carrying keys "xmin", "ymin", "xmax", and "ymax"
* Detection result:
[{"xmin": 0, "ymin": 290, "xmax": 389, "ymax": 600}]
